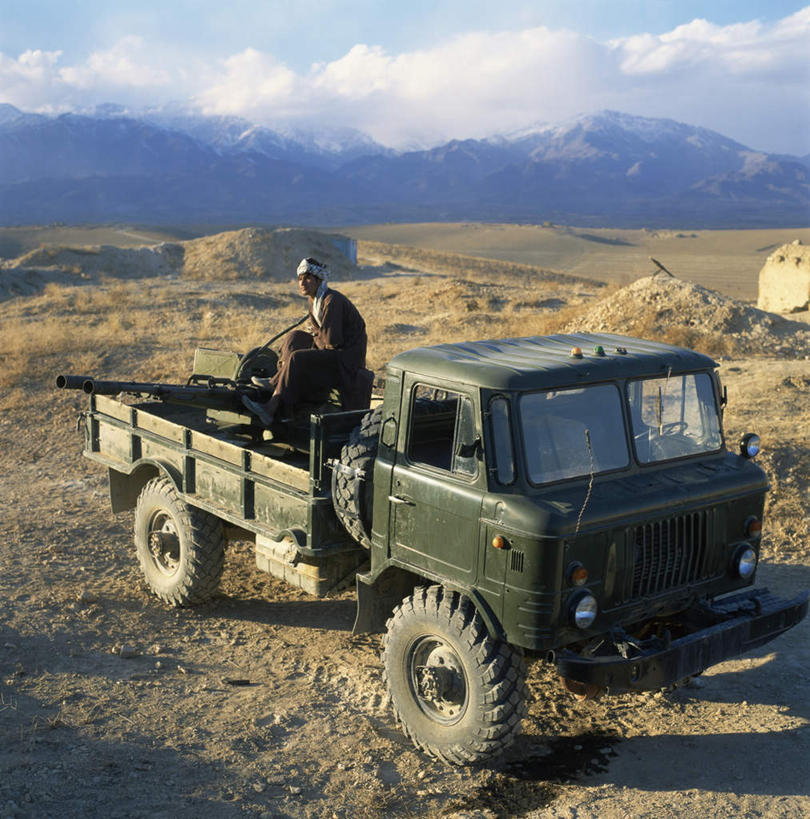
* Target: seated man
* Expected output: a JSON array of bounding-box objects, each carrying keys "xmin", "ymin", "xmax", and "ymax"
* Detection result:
[{"xmin": 242, "ymin": 257, "xmax": 368, "ymax": 426}]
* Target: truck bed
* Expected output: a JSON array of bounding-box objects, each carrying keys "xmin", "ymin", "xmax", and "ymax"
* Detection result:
[{"xmin": 83, "ymin": 394, "xmax": 365, "ymax": 555}]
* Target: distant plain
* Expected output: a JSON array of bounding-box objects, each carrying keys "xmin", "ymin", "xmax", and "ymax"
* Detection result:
[
  {"xmin": 344, "ymin": 222, "xmax": 810, "ymax": 301},
  {"xmin": 4, "ymin": 222, "xmax": 810, "ymax": 302}
]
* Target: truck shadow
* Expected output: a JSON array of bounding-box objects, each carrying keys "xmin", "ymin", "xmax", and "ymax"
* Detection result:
[
  {"xmin": 449, "ymin": 731, "xmax": 621, "ymax": 814},
  {"xmin": 571, "ymin": 729, "xmax": 809, "ymax": 797},
  {"xmin": 0, "ymin": 626, "xmax": 248, "ymax": 817},
  {"xmin": 206, "ymin": 593, "xmax": 358, "ymax": 632},
  {"xmin": 453, "ymin": 723, "xmax": 808, "ymax": 817}
]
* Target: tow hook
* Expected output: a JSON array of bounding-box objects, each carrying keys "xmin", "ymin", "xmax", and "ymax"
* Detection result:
[{"xmin": 559, "ymin": 676, "xmax": 604, "ymax": 702}]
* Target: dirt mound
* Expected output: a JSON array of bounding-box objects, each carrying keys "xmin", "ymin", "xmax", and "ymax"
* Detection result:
[
  {"xmin": 182, "ymin": 228, "xmax": 359, "ymax": 281},
  {"xmin": 565, "ymin": 272, "xmax": 810, "ymax": 356},
  {"xmin": 0, "ymin": 242, "xmax": 184, "ymax": 301},
  {"xmin": 0, "ymin": 267, "xmax": 49, "ymax": 299},
  {"xmin": 0, "ymin": 228, "xmax": 359, "ymax": 301},
  {"xmin": 7, "ymin": 242, "xmax": 184, "ymax": 278}
]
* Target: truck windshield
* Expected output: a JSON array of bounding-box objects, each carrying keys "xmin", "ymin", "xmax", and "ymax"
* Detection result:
[
  {"xmin": 627, "ymin": 372, "xmax": 722, "ymax": 463},
  {"xmin": 519, "ymin": 384, "xmax": 629, "ymax": 484}
]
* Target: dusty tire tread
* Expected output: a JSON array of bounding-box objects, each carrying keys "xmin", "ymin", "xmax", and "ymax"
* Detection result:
[
  {"xmin": 134, "ymin": 477, "xmax": 225, "ymax": 607},
  {"xmin": 382, "ymin": 584, "xmax": 527, "ymax": 766}
]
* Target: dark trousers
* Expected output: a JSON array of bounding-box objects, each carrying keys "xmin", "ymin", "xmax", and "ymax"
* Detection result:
[{"xmin": 274, "ymin": 330, "xmax": 341, "ymax": 410}]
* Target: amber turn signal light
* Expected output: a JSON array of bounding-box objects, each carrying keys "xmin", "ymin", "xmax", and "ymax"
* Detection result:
[
  {"xmin": 745, "ymin": 516, "xmax": 762, "ymax": 539},
  {"xmin": 492, "ymin": 535, "xmax": 509, "ymax": 550},
  {"xmin": 567, "ymin": 562, "xmax": 589, "ymax": 586}
]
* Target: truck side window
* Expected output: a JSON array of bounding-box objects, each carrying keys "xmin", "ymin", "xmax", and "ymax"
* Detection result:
[
  {"xmin": 408, "ymin": 385, "xmax": 477, "ymax": 477},
  {"xmin": 489, "ymin": 396, "xmax": 515, "ymax": 484}
]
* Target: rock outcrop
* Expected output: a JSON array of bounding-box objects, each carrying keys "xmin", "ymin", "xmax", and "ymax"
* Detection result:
[{"xmin": 757, "ymin": 240, "xmax": 810, "ymax": 313}]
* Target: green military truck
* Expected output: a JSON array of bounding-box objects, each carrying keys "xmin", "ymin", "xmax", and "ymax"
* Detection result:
[{"xmin": 59, "ymin": 332, "xmax": 808, "ymax": 765}]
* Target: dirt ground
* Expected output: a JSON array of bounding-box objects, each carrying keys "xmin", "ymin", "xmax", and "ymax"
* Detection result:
[{"xmin": 1, "ymin": 240, "xmax": 809, "ymax": 818}]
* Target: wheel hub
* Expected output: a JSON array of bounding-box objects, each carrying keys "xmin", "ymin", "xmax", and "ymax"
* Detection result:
[
  {"xmin": 409, "ymin": 638, "xmax": 468, "ymax": 723},
  {"xmin": 147, "ymin": 514, "xmax": 180, "ymax": 575},
  {"xmin": 417, "ymin": 664, "xmax": 454, "ymax": 701}
]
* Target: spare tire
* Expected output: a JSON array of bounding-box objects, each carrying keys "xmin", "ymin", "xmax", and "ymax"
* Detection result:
[{"xmin": 331, "ymin": 407, "xmax": 381, "ymax": 549}]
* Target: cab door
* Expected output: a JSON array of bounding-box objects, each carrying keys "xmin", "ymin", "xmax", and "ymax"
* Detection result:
[{"xmin": 389, "ymin": 379, "xmax": 484, "ymax": 584}]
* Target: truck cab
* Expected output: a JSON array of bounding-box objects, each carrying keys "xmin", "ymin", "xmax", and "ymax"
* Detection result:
[{"xmin": 352, "ymin": 333, "xmax": 806, "ymax": 721}]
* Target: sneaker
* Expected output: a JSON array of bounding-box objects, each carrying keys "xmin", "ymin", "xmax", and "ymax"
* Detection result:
[
  {"xmin": 241, "ymin": 395, "xmax": 274, "ymax": 426},
  {"xmin": 251, "ymin": 376, "xmax": 274, "ymax": 389}
]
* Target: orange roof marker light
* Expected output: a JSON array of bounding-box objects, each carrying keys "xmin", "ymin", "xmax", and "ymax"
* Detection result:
[{"xmin": 570, "ymin": 347, "xmax": 583, "ymax": 358}]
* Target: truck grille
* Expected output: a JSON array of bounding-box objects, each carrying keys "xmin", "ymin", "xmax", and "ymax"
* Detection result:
[{"xmin": 631, "ymin": 511, "xmax": 711, "ymax": 598}]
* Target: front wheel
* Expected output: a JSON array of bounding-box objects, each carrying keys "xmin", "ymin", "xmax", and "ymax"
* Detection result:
[
  {"xmin": 134, "ymin": 477, "xmax": 226, "ymax": 606},
  {"xmin": 382, "ymin": 585, "xmax": 527, "ymax": 765}
]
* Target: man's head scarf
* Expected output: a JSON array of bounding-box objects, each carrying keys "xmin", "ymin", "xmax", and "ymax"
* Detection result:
[{"xmin": 297, "ymin": 257, "xmax": 329, "ymax": 281}]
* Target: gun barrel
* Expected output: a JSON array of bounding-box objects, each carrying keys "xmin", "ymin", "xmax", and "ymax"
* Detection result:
[
  {"xmin": 85, "ymin": 380, "xmax": 165, "ymax": 396},
  {"xmin": 56, "ymin": 374, "xmax": 253, "ymax": 414},
  {"xmin": 56, "ymin": 374, "xmax": 93, "ymax": 390}
]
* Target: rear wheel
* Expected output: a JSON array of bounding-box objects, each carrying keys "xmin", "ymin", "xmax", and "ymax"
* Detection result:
[
  {"xmin": 134, "ymin": 477, "xmax": 225, "ymax": 606},
  {"xmin": 382, "ymin": 585, "xmax": 527, "ymax": 765}
]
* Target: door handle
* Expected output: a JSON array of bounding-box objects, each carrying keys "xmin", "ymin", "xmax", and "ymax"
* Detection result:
[{"xmin": 388, "ymin": 495, "xmax": 415, "ymax": 506}]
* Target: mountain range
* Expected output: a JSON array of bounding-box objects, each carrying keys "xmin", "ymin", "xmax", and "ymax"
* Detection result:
[{"xmin": 0, "ymin": 105, "xmax": 807, "ymax": 228}]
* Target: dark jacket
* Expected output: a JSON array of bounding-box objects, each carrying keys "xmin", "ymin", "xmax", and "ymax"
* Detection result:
[{"xmin": 310, "ymin": 288, "xmax": 367, "ymax": 385}]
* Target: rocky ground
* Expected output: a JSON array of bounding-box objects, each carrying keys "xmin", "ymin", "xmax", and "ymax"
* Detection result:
[{"xmin": 0, "ymin": 236, "xmax": 808, "ymax": 818}]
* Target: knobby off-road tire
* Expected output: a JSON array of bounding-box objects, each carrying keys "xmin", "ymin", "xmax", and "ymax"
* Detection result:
[
  {"xmin": 134, "ymin": 477, "xmax": 226, "ymax": 606},
  {"xmin": 331, "ymin": 406, "xmax": 381, "ymax": 549},
  {"xmin": 382, "ymin": 585, "xmax": 528, "ymax": 765}
]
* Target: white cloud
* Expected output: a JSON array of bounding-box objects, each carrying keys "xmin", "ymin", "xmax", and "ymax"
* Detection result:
[
  {"xmin": 0, "ymin": 37, "xmax": 196, "ymax": 111},
  {"xmin": 0, "ymin": 49, "xmax": 65, "ymax": 109},
  {"xmin": 193, "ymin": 12, "xmax": 809, "ymax": 151},
  {"xmin": 196, "ymin": 27, "xmax": 619, "ymax": 146},
  {"xmin": 1, "ymin": 9, "xmax": 808, "ymax": 153},
  {"xmin": 60, "ymin": 36, "xmax": 170, "ymax": 89},
  {"xmin": 197, "ymin": 48, "xmax": 300, "ymax": 115},
  {"xmin": 613, "ymin": 17, "xmax": 801, "ymax": 78}
]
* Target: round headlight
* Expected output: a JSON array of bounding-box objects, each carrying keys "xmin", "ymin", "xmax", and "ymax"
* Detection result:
[
  {"xmin": 570, "ymin": 593, "xmax": 598, "ymax": 629},
  {"xmin": 733, "ymin": 545, "xmax": 757, "ymax": 579},
  {"xmin": 740, "ymin": 433, "xmax": 760, "ymax": 459}
]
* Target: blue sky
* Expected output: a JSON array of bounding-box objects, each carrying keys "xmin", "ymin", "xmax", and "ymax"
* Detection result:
[{"xmin": 1, "ymin": 1, "xmax": 808, "ymax": 152}]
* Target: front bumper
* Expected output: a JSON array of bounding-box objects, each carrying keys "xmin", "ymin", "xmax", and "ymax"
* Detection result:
[{"xmin": 556, "ymin": 587, "xmax": 808, "ymax": 692}]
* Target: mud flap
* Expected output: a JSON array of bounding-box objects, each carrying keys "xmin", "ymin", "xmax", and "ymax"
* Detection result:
[{"xmin": 353, "ymin": 569, "xmax": 416, "ymax": 635}]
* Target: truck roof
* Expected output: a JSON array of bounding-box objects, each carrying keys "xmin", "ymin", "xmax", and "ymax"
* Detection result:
[{"xmin": 387, "ymin": 333, "xmax": 718, "ymax": 391}]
